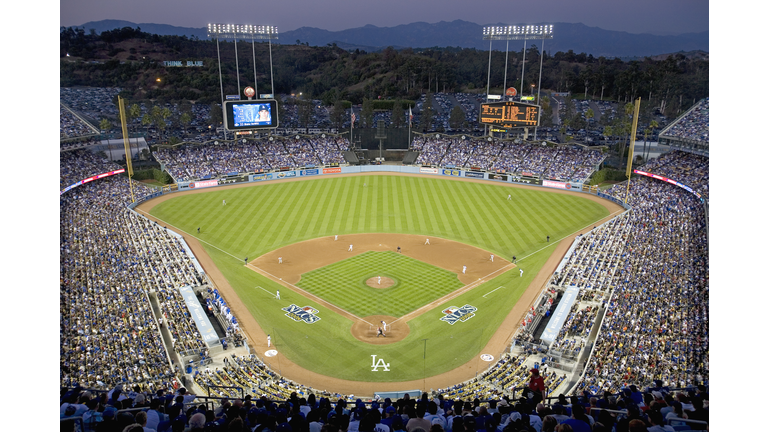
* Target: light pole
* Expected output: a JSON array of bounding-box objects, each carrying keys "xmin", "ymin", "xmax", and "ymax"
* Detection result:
[
  {"xmin": 208, "ymin": 24, "xmax": 279, "ymax": 138},
  {"xmin": 483, "ymin": 25, "xmax": 553, "ymax": 140}
]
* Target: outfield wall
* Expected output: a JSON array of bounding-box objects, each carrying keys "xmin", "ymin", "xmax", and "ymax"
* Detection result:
[{"xmin": 171, "ymin": 166, "xmax": 588, "ymax": 193}]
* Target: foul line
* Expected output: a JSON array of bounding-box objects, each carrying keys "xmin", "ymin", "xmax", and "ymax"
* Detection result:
[
  {"xmin": 483, "ymin": 286, "xmax": 505, "ymax": 298},
  {"xmin": 255, "ymin": 285, "xmax": 275, "ymax": 296}
]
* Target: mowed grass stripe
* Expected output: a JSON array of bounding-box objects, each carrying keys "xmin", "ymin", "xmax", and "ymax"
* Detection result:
[{"xmin": 474, "ymin": 185, "xmax": 519, "ymax": 257}]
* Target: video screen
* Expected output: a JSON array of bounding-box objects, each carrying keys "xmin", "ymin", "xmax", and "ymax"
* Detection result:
[{"xmin": 224, "ymin": 99, "xmax": 279, "ymax": 131}]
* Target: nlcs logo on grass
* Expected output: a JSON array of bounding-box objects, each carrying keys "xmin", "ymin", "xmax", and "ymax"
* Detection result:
[
  {"xmin": 440, "ymin": 304, "xmax": 478, "ymax": 325},
  {"xmin": 282, "ymin": 305, "xmax": 321, "ymax": 324}
]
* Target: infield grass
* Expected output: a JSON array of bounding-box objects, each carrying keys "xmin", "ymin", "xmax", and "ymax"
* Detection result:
[
  {"xmin": 150, "ymin": 174, "xmax": 611, "ymax": 382},
  {"xmin": 297, "ymin": 251, "xmax": 464, "ymax": 317}
]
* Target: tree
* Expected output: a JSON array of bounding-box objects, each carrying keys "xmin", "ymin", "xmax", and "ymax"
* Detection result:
[
  {"xmin": 585, "ymin": 108, "xmax": 594, "ymax": 132},
  {"xmin": 209, "ymin": 103, "xmax": 222, "ymax": 127},
  {"xmin": 179, "ymin": 112, "xmax": 192, "ymax": 135},
  {"xmin": 331, "ymin": 100, "xmax": 346, "ymax": 130},
  {"xmin": 298, "ymin": 100, "xmax": 314, "ymax": 132},
  {"xmin": 419, "ymin": 93, "xmax": 434, "ymax": 131},
  {"xmin": 127, "ymin": 103, "xmax": 142, "ymax": 157},
  {"xmin": 642, "ymin": 119, "xmax": 659, "ymax": 161},
  {"xmin": 449, "ymin": 106, "xmax": 465, "ymax": 130},
  {"xmin": 99, "ymin": 118, "xmax": 112, "ymax": 132},
  {"xmin": 361, "ymin": 99, "xmax": 374, "ymax": 128},
  {"xmin": 391, "ymin": 101, "xmax": 404, "ymax": 128}
]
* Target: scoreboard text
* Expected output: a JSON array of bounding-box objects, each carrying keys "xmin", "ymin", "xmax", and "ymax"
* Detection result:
[{"xmin": 479, "ymin": 101, "xmax": 539, "ymax": 128}]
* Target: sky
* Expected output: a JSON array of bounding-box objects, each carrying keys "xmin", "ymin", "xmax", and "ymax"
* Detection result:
[{"xmin": 59, "ymin": 0, "xmax": 709, "ymax": 36}]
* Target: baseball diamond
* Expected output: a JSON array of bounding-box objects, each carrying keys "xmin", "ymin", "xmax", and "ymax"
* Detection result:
[{"xmin": 139, "ymin": 172, "xmax": 622, "ymax": 394}]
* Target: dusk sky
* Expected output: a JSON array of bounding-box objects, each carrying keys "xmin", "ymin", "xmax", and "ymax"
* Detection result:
[{"xmin": 60, "ymin": 0, "xmax": 709, "ymax": 36}]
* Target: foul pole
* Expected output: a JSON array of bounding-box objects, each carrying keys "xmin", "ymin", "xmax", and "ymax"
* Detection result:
[
  {"xmin": 624, "ymin": 98, "xmax": 642, "ymax": 204},
  {"xmin": 118, "ymin": 96, "xmax": 135, "ymax": 203}
]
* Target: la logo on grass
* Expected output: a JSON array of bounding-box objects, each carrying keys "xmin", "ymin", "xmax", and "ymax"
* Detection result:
[{"xmin": 371, "ymin": 355, "xmax": 390, "ymax": 372}]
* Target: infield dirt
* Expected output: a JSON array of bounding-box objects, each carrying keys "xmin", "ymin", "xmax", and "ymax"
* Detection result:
[{"xmin": 135, "ymin": 173, "xmax": 625, "ymax": 396}]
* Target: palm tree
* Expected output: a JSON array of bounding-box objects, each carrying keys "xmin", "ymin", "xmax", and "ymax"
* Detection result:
[
  {"xmin": 643, "ymin": 119, "xmax": 658, "ymax": 161},
  {"xmin": 128, "ymin": 103, "xmax": 142, "ymax": 158}
]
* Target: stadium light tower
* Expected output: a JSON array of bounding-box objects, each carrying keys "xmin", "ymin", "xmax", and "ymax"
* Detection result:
[
  {"xmin": 483, "ymin": 24, "xmax": 553, "ymax": 139},
  {"xmin": 208, "ymin": 24, "xmax": 279, "ymax": 139}
]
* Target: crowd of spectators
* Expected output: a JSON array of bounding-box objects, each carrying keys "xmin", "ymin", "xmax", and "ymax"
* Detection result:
[
  {"xmin": 660, "ymin": 98, "xmax": 708, "ymax": 144},
  {"xmin": 153, "ymin": 137, "xmax": 349, "ymax": 182},
  {"xmin": 639, "ymin": 150, "xmax": 709, "ymax": 200},
  {"xmin": 60, "ymin": 149, "xmax": 212, "ymax": 392},
  {"xmin": 63, "ymin": 375, "xmax": 708, "ymax": 431},
  {"xmin": 573, "ymin": 174, "xmax": 708, "ymax": 396},
  {"xmin": 411, "ymin": 136, "xmax": 604, "ymax": 182}
]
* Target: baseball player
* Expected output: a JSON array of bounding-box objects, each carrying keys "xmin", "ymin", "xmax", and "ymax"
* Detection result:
[
  {"xmin": 425, "ymin": 238, "xmax": 430, "ymax": 245},
  {"xmin": 490, "ymin": 254, "xmax": 494, "ymax": 262},
  {"xmin": 513, "ymin": 255, "xmax": 517, "ymax": 263},
  {"xmin": 507, "ymin": 194, "xmax": 511, "ymax": 200},
  {"xmin": 223, "ymin": 199, "xmax": 226, "ymax": 205},
  {"xmin": 244, "ymin": 257, "xmax": 248, "ymax": 264},
  {"xmin": 267, "ymin": 334, "xmax": 271, "ymax": 347},
  {"xmin": 376, "ymin": 327, "xmax": 385, "ymax": 337},
  {"xmin": 278, "ymin": 256, "xmax": 282, "ymax": 264},
  {"xmin": 197, "ymin": 227, "xmax": 200, "ymax": 234},
  {"xmin": 462, "ymin": 265, "xmax": 466, "ymax": 274},
  {"xmin": 397, "ymin": 246, "xmax": 401, "ymax": 253},
  {"xmin": 276, "ymin": 290, "xmax": 280, "ymax": 300},
  {"xmin": 547, "ymin": 235, "xmax": 550, "ymax": 242},
  {"xmin": 520, "ymin": 269, "xmax": 524, "ymax": 277},
  {"xmin": 378, "ymin": 276, "xmax": 381, "ymax": 285},
  {"xmin": 335, "ymin": 235, "xmax": 338, "ymax": 241},
  {"xmin": 349, "ymin": 244, "xmax": 353, "ymax": 251},
  {"xmin": 381, "ymin": 320, "xmax": 387, "ymax": 331}
]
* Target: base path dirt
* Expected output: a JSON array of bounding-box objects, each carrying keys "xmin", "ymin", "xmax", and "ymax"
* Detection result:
[{"xmin": 135, "ymin": 172, "xmax": 625, "ymax": 396}]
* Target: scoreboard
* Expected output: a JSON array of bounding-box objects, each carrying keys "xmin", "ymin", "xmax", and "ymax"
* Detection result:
[
  {"xmin": 479, "ymin": 101, "xmax": 539, "ymax": 128},
  {"xmin": 223, "ymin": 99, "xmax": 279, "ymax": 131}
]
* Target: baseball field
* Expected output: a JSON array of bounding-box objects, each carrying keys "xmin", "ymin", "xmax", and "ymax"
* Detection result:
[{"xmin": 140, "ymin": 173, "xmax": 621, "ymax": 394}]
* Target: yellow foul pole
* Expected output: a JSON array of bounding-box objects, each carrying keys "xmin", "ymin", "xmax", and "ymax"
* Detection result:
[
  {"xmin": 624, "ymin": 98, "xmax": 641, "ymax": 204},
  {"xmin": 118, "ymin": 96, "xmax": 135, "ymax": 203}
]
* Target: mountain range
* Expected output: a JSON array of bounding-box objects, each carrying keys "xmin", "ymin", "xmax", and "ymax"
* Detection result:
[{"xmin": 64, "ymin": 19, "xmax": 709, "ymax": 59}]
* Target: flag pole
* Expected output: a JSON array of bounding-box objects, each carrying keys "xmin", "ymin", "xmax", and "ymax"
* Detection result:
[{"xmin": 408, "ymin": 105, "xmax": 413, "ymax": 149}]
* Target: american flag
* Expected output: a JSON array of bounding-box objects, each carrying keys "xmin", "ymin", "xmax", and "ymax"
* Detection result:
[{"xmin": 351, "ymin": 112, "xmax": 356, "ymax": 126}]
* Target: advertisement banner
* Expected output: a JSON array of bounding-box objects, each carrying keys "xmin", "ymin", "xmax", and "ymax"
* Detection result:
[
  {"xmin": 442, "ymin": 169, "xmax": 461, "ymax": 177},
  {"xmin": 510, "ymin": 176, "xmax": 542, "ymax": 185},
  {"xmin": 323, "ymin": 167, "xmax": 342, "ymax": 174},
  {"xmin": 189, "ymin": 179, "xmax": 220, "ymax": 189},
  {"xmin": 300, "ymin": 169, "xmax": 319, "ymax": 176},
  {"xmin": 543, "ymin": 180, "xmax": 573, "ymax": 190},
  {"xmin": 250, "ymin": 173, "xmax": 273, "ymax": 182},
  {"xmin": 276, "ymin": 171, "xmax": 296, "ymax": 179},
  {"xmin": 419, "ymin": 167, "xmax": 439, "ymax": 174},
  {"xmin": 488, "ymin": 173, "xmax": 508, "ymax": 181},
  {"xmin": 464, "ymin": 171, "xmax": 484, "ymax": 179}
]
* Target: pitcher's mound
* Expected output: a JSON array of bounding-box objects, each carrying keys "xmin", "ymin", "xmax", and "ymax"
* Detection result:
[
  {"xmin": 351, "ymin": 315, "xmax": 408, "ymax": 344},
  {"xmin": 366, "ymin": 276, "xmax": 395, "ymax": 289}
]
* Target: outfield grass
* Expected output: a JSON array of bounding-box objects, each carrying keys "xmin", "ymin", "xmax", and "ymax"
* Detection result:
[
  {"xmin": 297, "ymin": 251, "xmax": 464, "ymax": 317},
  {"xmin": 150, "ymin": 174, "xmax": 610, "ymax": 382}
]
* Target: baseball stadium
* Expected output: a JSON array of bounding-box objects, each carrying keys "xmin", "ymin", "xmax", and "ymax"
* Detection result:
[{"xmin": 59, "ymin": 28, "xmax": 709, "ymax": 432}]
